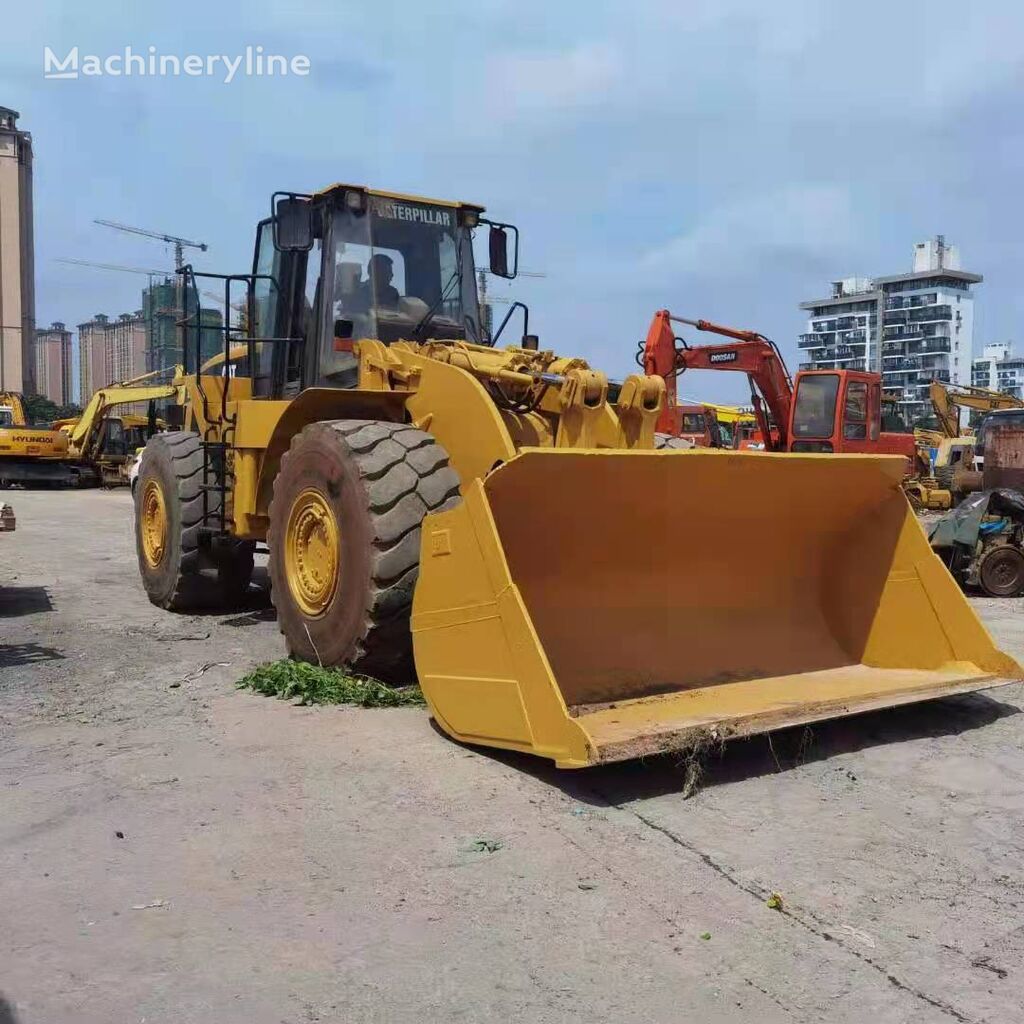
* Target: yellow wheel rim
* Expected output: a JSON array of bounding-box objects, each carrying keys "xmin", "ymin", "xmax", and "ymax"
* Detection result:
[
  {"xmin": 285, "ymin": 488, "xmax": 340, "ymax": 617},
  {"xmin": 140, "ymin": 479, "xmax": 168, "ymax": 568}
]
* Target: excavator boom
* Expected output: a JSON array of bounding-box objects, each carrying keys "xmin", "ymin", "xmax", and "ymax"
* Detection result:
[
  {"xmin": 929, "ymin": 380, "xmax": 1024, "ymax": 438},
  {"xmin": 69, "ymin": 374, "xmax": 181, "ymax": 458},
  {"xmin": 643, "ymin": 309, "xmax": 793, "ymax": 449}
]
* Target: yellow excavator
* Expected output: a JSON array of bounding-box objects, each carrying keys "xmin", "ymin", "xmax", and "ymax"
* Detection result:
[
  {"xmin": 0, "ymin": 373, "xmax": 181, "ymax": 488},
  {"xmin": 133, "ymin": 184, "xmax": 1020, "ymax": 767},
  {"xmin": 919, "ymin": 382, "xmax": 1024, "ymax": 505},
  {"xmin": 58, "ymin": 371, "xmax": 181, "ymax": 486},
  {"xmin": 0, "ymin": 392, "xmax": 75, "ymax": 487}
]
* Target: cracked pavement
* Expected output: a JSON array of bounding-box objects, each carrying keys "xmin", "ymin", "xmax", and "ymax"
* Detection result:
[{"xmin": 3, "ymin": 489, "xmax": 1024, "ymax": 1022}]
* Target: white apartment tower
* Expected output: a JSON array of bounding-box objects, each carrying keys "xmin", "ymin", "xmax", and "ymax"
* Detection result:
[
  {"xmin": 798, "ymin": 236, "xmax": 980, "ymax": 424},
  {"xmin": 972, "ymin": 342, "xmax": 1024, "ymax": 398}
]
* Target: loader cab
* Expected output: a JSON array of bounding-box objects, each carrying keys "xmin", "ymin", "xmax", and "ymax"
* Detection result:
[
  {"xmin": 249, "ymin": 186, "xmax": 486, "ymax": 398},
  {"xmin": 789, "ymin": 371, "xmax": 882, "ymax": 454}
]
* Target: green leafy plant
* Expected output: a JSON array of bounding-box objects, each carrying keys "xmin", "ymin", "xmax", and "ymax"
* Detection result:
[{"xmin": 237, "ymin": 659, "xmax": 425, "ymax": 708}]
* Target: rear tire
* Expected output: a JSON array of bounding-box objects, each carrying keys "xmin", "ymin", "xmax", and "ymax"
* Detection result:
[
  {"xmin": 977, "ymin": 542, "xmax": 1024, "ymax": 597},
  {"xmin": 267, "ymin": 420, "xmax": 461, "ymax": 682},
  {"xmin": 654, "ymin": 432, "xmax": 694, "ymax": 450},
  {"xmin": 135, "ymin": 431, "xmax": 255, "ymax": 610}
]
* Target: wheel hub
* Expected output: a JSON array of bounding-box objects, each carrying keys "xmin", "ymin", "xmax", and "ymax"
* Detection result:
[
  {"xmin": 285, "ymin": 488, "xmax": 340, "ymax": 617},
  {"xmin": 140, "ymin": 480, "xmax": 168, "ymax": 568}
]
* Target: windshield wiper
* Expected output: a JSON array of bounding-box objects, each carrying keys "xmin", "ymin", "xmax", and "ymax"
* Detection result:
[{"xmin": 411, "ymin": 267, "xmax": 461, "ymax": 341}]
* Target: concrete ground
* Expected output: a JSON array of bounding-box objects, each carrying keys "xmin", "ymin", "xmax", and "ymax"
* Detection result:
[{"xmin": 3, "ymin": 489, "xmax": 1024, "ymax": 1024}]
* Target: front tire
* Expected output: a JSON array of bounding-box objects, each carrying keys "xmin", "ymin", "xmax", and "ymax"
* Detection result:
[{"xmin": 268, "ymin": 420, "xmax": 460, "ymax": 682}]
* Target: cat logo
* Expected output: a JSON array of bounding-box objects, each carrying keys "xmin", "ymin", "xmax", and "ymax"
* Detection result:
[{"xmin": 709, "ymin": 351, "xmax": 738, "ymax": 364}]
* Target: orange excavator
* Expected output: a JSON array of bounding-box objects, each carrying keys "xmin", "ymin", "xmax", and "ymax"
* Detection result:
[{"xmin": 642, "ymin": 309, "xmax": 916, "ymax": 465}]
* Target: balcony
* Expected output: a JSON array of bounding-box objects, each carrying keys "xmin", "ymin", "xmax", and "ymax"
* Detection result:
[
  {"xmin": 799, "ymin": 333, "xmax": 833, "ymax": 348},
  {"xmin": 906, "ymin": 338, "xmax": 951, "ymax": 355},
  {"xmin": 906, "ymin": 304, "xmax": 952, "ymax": 323},
  {"xmin": 883, "ymin": 357, "xmax": 923, "ymax": 373},
  {"xmin": 839, "ymin": 330, "xmax": 866, "ymax": 344},
  {"xmin": 887, "ymin": 293, "xmax": 939, "ymax": 311}
]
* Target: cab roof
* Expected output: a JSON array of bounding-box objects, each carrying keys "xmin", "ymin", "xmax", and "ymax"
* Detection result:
[{"xmin": 313, "ymin": 183, "xmax": 484, "ymax": 213}]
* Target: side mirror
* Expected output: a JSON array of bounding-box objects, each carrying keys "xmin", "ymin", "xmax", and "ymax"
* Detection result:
[
  {"xmin": 489, "ymin": 225, "xmax": 509, "ymax": 278},
  {"xmin": 273, "ymin": 193, "xmax": 314, "ymax": 252},
  {"xmin": 521, "ymin": 334, "xmax": 539, "ymax": 351},
  {"xmin": 485, "ymin": 220, "xmax": 519, "ymax": 279}
]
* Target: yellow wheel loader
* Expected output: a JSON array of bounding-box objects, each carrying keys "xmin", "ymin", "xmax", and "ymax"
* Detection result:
[{"xmin": 134, "ymin": 184, "xmax": 1021, "ymax": 767}]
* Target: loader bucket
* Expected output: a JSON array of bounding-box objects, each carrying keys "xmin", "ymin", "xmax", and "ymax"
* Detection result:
[{"xmin": 411, "ymin": 449, "xmax": 1022, "ymax": 768}]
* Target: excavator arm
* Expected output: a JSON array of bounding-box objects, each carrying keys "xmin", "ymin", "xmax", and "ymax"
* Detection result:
[
  {"xmin": 0, "ymin": 392, "xmax": 27, "ymax": 428},
  {"xmin": 643, "ymin": 310, "xmax": 793, "ymax": 450},
  {"xmin": 70, "ymin": 373, "xmax": 182, "ymax": 458},
  {"xmin": 929, "ymin": 380, "xmax": 1024, "ymax": 438}
]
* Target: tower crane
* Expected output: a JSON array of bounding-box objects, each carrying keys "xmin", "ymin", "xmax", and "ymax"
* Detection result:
[{"xmin": 94, "ymin": 219, "xmax": 208, "ymax": 269}]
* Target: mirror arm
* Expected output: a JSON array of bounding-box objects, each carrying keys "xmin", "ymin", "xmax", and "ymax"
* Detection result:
[{"xmin": 491, "ymin": 301, "xmax": 530, "ymax": 346}]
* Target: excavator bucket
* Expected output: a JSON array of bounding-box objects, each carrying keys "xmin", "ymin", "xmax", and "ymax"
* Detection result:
[{"xmin": 412, "ymin": 449, "xmax": 1022, "ymax": 768}]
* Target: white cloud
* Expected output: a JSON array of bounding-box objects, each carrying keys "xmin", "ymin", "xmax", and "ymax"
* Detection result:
[
  {"xmin": 485, "ymin": 42, "xmax": 622, "ymax": 117},
  {"xmin": 641, "ymin": 184, "xmax": 856, "ymax": 278}
]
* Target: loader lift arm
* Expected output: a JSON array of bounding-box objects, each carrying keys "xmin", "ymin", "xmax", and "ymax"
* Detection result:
[{"xmin": 643, "ymin": 309, "xmax": 792, "ymax": 450}]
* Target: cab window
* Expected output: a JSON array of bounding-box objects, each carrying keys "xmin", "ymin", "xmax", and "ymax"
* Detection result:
[
  {"xmin": 843, "ymin": 381, "xmax": 868, "ymax": 440},
  {"xmin": 792, "ymin": 374, "xmax": 840, "ymax": 438}
]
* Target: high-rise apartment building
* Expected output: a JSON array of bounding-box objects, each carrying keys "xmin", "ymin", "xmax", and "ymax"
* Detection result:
[
  {"xmin": 972, "ymin": 342, "xmax": 1024, "ymax": 399},
  {"xmin": 798, "ymin": 237, "xmax": 981, "ymax": 424},
  {"xmin": 0, "ymin": 106, "xmax": 35, "ymax": 394},
  {"xmin": 78, "ymin": 314, "xmax": 110, "ymax": 403},
  {"xmin": 34, "ymin": 321, "xmax": 73, "ymax": 405}
]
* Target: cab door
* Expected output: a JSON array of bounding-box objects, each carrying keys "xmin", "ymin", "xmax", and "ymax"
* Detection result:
[{"xmin": 833, "ymin": 374, "xmax": 880, "ymax": 455}]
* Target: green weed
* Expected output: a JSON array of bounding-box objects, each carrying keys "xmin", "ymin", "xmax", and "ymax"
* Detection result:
[{"xmin": 237, "ymin": 659, "xmax": 426, "ymax": 708}]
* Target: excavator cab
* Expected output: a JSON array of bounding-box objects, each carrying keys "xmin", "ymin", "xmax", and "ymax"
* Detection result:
[{"xmin": 789, "ymin": 370, "xmax": 883, "ymax": 454}]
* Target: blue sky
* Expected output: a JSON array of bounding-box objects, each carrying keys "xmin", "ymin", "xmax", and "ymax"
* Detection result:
[{"xmin": 4, "ymin": 0, "xmax": 1024, "ymax": 404}]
